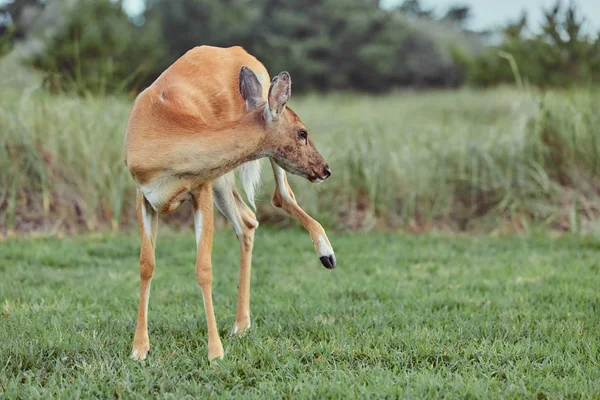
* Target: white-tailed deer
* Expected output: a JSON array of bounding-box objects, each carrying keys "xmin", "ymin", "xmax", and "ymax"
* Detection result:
[{"xmin": 124, "ymin": 45, "xmax": 335, "ymax": 361}]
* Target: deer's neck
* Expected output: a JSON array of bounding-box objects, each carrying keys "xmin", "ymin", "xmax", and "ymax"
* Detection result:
[
  {"xmin": 132, "ymin": 110, "xmax": 274, "ymax": 213},
  {"xmin": 169, "ymin": 110, "xmax": 271, "ymax": 180}
]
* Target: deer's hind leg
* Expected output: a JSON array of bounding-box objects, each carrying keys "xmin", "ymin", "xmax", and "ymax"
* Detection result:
[
  {"xmin": 213, "ymin": 174, "xmax": 258, "ymax": 337},
  {"xmin": 192, "ymin": 182, "xmax": 224, "ymax": 360},
  {"xmin": 132, "ymin": 190, "xmax": 158, "ymax": 360}
]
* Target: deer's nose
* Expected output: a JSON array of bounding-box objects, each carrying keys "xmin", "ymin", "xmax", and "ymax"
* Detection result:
[{"xmin": 323, "ymin": 166, "xmax": 331, "ymax": 179}]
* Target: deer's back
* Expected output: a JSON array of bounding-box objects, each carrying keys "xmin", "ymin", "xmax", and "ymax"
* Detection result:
[
  {"xmin": 164, "ymin": 46, "xmax": 268, "ymax": 121},
  {"xmin": 125, "ymin": 46, "xmax": 270, "ymax": 168}
]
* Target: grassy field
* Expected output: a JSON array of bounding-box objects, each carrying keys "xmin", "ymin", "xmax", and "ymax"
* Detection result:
[
  {"xmin": 1, "ymin": 229, "xmax": 599, "ymax": 398},
  {"xmin": 1, "ymin": 87, "xmax": 599, "ymax": 234}
]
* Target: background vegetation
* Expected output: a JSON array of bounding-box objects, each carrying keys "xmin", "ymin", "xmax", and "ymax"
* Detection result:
[
  {"xmin": 3, "ymin": 0, "xmax": 599, "ymax": 94},
  {"xmin": 1, "ymin": 87, "xmax": 599, "ymax": 235},
  {"xmin": 0, "ymin": 0, "xmax": 599, "ymax": 235},
  {"xmin": 2, "ymin": 2, "xmax": 600, "ymax": 398}
]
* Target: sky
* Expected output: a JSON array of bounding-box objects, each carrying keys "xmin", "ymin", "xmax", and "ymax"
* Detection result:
[
  {"xmin": 122, "ymin": 0, "xmax": 600, "ymax": 33},
  {"xmin": 380, "ymin": 0, "xmax": 600, "ymax": 32}
]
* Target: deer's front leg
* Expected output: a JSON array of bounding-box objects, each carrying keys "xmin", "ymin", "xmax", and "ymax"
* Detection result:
[
  {"xmin": 270, "ymin": 160, "xmax": 336, "ymax": 269},
  {"xmin": 192, "ymin": 183, "xmax": 224, "ymax": 360}
]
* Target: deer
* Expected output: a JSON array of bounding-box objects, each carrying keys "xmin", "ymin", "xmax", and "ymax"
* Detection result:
[{"xmin": 124, "ymin": 45, "xmax": 336, "ymax": 361}]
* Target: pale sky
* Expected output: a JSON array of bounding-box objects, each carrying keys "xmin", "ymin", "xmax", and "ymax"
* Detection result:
[
  {"xmin": 123, "ymin": 0, "xmax": 599, "ymax": 33},
  {"xmin": 382, "ymin": 0, "xmax": 600, "ymax": 32}
]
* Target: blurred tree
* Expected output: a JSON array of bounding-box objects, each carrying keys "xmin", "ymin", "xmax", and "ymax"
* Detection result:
[
  {"xmin": 28, "ymin": 0, "xmax": 166, "ymax": 94},
  {"xmin": 0, "ymin": 0, "xmax": 45, "ymax": 39},
  {"xmin": 398, "ymin": 0, "xmax": 434, "ymax": 18},
  {"xmin": 145, "ymin": 0, "xmax": 467, "ymax": 92},
  {"xmin": 145, "ymin": 0, "xmax": 262, "ymax": 62},
  {"xmin": 503, "ymin": 11, "xmax": 527, "ymax": 39},
  {"xmin": 0, "ymin": 0, "xmax": 46, "ymax": 56},
  {"xmin": 442, "ymin": 5, "xmax": 471, "ymax": 28},
  {"xmin": 24, "ymin": 0, "xmax": 482, "ymax": 94},
  {"xmin": 461, "ymin": 1, "xmax": 600, "ymax": 87}
]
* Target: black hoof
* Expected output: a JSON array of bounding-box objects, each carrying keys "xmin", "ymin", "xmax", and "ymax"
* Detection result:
[{"xmin": 320, "ymin": 255, "xmax": 336, "ymax": 269}]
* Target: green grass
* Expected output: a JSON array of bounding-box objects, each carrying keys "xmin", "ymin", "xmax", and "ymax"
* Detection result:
[
  {"xmin": 1, "ymin": 229, "xmax": 600, "ymax": 398},
  {"xmin": 1, "ymin": 87, "xmax": 599, "ymax": 234}
]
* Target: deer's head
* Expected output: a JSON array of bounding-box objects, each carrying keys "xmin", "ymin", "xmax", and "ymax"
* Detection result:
[{"xmin": 239, "ymin": 66, "xmax": 331, "ymax": 183}]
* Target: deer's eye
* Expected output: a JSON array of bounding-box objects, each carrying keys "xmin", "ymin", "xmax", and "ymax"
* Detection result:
[{"xmin": 298, "ymin": 129, "xmax": 308, "ymax": 143}]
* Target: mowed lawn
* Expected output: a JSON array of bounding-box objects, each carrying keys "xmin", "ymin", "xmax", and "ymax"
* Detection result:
[{"xmin": 1, "ymin": 229, "xmax": 599, "ymax": 398}]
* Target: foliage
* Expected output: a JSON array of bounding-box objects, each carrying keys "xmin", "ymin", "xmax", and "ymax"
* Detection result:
[
  {"xmin": 1, "ymin": 231, "xmax": 600, "ymax": 397},
  {"xmin": 146, "ymin": 0, "xmax": 473, "ymax": 92},
  {"xmin": 3, "ymin": 0, "xmax": 479, "ymax": 94},
  {"xmin": 0, "ymin": 0, "xmax": 46, "ymax": 40},
  {"xmin": 0, "ymin": 24, "xmax": 12, "ymax": 57},
  {"xmin": 5, "ymin": 0, "xmax": 600, "ymax": 92},
  {"xmin": 460, "ymin": 2, "xmax": 600, "ymax": 87},
  {"xmin": 442, "ymin": 5, "xmax": 471, "ymax": 27},
  {"xmin": 1, "ymin": 88, "xmax": 599, "ymax": 234},
  {"xmin": 26, "ymin": 0, "xmax": 166, "ymax": 95},
  {"xmin": 397, "ymin": 0, "xmax": 434, "ymax": 18}
]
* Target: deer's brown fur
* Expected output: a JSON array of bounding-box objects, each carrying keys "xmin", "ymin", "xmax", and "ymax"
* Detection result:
[{"xmin": 125, "ymin": 45, "xmax": 335, "ymax": 361}]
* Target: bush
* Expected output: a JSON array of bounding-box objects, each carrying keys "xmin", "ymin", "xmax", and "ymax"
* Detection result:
[
  {"xmin": 27, "ymin": 0, "xmax": 166, "ymax": 95},
  {"xmin": 0, "ymin": 26, "xmax": 12, "ymax": 58},
  {"xmin": 11, "ymin": 0, "xmax": 480, "ymax": 94},
  {"xmin": 144, "ymin": 0, "xmax": 476, "ymax": 92},
  {"xmin": 461, "ymin": 3, "xmax": 600, "ymax": 87}
]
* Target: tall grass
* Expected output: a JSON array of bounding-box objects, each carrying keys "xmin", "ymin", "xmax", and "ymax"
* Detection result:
[
  {"xmin": 0, "ymin": 91, "xmax": 131, "ymax": 233},
  {"xmin": 1, "ymin": 87, "xmax": 599, "ymax": 234},
  {"xmin": 289, "ymin": 88, "xmax": 600, "ymax": 232}
]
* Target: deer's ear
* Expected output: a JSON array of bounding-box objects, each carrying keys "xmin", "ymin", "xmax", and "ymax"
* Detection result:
[
  {"xmin": 266, "ymin": 71, "xmax": 291, "ymax": 121},
  {"xmin": 239, "ymin": 66, "xmax": 263, "ymax": 111}
]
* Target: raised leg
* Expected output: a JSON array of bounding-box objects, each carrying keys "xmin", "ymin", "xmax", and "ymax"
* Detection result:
[
  {"xmin": 132, "ymin": 190, "xmax": 158, "ymax": 360},
  {"xmin": 269, "ymin": 159, "xmax": 336, "ymax": 269},
  {"xmin": 192, "ymin": 183, "xmax": 224, "ymax": 360},
  {"xmin": 213, "ymin": 174, "xmax": 258, "ymax": 337}
]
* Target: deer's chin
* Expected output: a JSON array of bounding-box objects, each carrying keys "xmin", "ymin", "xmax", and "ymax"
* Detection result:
[
  {"xmin": 303, "ymin": 171, "xmax": 325, "ymax": 183},
  {"xmin": 273, "ymin": 159, "xmax": 313, "ymax": 181}
]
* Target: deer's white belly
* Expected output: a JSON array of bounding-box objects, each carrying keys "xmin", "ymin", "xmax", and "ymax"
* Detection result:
[{"xmin": 140, "ymin": 176, "xmax": 192, "ymax": 213}]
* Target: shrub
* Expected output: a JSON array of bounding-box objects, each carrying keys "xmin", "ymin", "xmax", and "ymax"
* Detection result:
[
  {"xmin": 461, "ymin": 3, "xmax": 600, "ymax": 87},
  {"xmin": 146, "ymin": 0, "xmax": 477, "ymax": 92},
  {"xmin": 27, "ymin": 0, "xmax": 166, "ymax": 95}
]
